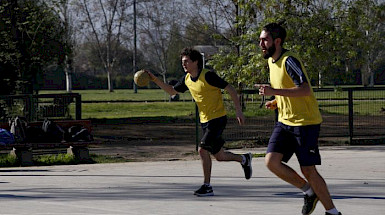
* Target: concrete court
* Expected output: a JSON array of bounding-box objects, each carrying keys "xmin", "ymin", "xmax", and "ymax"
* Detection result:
[{"xmin": 0, "ymin": 146, "xmax": 384, "ymax": 215}]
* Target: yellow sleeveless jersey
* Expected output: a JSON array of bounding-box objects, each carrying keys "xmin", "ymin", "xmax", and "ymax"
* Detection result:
[
  {"xmin": 185, "ymin": 69, "xmax": 227, "ymax": 123},
  {"xmin": 268, "ymin": 51, "xmax": 322, "ymax": 126}
]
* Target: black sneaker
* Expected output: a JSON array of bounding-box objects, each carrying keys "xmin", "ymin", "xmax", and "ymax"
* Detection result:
[
  {"xmin": 302, "ymin": 194, "xmax": 319, "ymax": 215},
  {"xmin": 241, "ymin": 153, "xmax": 252, "ymax": 180},
  {"xmin": 325, "ymin": 213, "xmax": 342, "ymax": 215},
  {"xmin": 194, "ymin": 184, "xmax": 214, "ymax": 197}
]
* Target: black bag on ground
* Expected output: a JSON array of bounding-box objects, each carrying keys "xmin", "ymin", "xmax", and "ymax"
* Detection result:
[
  {"xmin": 42, "ymin": 119, "xmax": 65, "ymax": 142},
  {"xmin": 66, "ymin": 125, "xmax": 93, "ymax": 142},
  {"xmin": 9, "ymin": 116, "xmax": 27, "ymax": 143},
  {"xmin": 25, "ymin": 125, "xmax": 45, "ymax": 143}
]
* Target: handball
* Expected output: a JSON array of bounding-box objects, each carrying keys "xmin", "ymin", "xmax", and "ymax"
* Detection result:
[{"xmin": 134, "ymin": 70, "xmax": 150, "ymax": 87}]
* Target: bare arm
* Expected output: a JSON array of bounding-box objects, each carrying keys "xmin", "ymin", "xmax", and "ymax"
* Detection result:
[
  {"xmin": 147, "ymin": 71, "xmax": 178, "ymax": 96},
  {"xmin": 265, "ymin": 99, "xmax": 277, "ymax": 110},
  {"xmin": 257, "ymin": 82, "xmax": 312, "ymax": 97},
  {"xmin": 224, "ymin": 84, "xmax": 245, "ymax": 125}
]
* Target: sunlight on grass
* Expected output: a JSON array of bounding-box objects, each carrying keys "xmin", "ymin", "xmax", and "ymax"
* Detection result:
[
  {"xmin": 41, "ymin": 89, "xmax": 193, "ymax": 101},
  {"xmin": 42, "ymin": 88, "xmax": 385, "ymax": 118},
  {"xmin": 0, "ymin": 153, "xmax": 133, "ymax": 167},
  {"xmin": 82, "ymin": 102, "xmax": 196, "ymax": 119}
]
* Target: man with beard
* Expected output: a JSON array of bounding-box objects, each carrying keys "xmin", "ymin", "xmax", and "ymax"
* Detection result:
[{"xmin": 256, "ymin": 23, "xmax": 341, "ymax": 215}]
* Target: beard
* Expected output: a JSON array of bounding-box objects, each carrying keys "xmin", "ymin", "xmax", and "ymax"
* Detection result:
[{"xmin": 263, "ymin": 44, "xmax": 276, "ymax": 59}]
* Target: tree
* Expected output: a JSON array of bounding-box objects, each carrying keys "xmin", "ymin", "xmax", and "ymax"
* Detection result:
[
  {"xmin": 341, "ymin": 0, "xmax": 385, "ymax": 86},
  {"xmin": 206, "ymin": 0, "xmax": 385, "ymax": 88},
  {"xmin": 74, "ymin": 0, "xmax": 129, "ymax": 92},
  {"xmin": 165, "ymin": 23, "xmax": 185, "ymax": 79},
  {"xmin": 186, "ymin": 0, "xmax": 238, "ymax": 45},
  {"xmin": 0, "ymin": 0, "xmax": 67, "ymax": 94},
  {"xmin": 137, "ymin": 0, "xmax": 185, "ymax": 83},
  {"xmin": 190, "ymin": 0, "xmax": 265, "ymax": 88},
  {"xmin": 44, "ymin": 0, "xmax": 78, "ymax": 92}
]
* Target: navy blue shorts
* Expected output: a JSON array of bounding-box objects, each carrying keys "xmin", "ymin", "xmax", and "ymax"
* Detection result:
[
  {"xmin": 200, "ymin": 116, "xmax": 227, "ymax": 154},
  {"xmin": 267, "ymin": 122, "xmax": 321, "ymax": 166}
]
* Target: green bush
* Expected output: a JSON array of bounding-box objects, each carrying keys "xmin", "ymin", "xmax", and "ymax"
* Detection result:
[
  {"xmin": 0, "ymin": 153, "xmax": 133, "ymax": 168},
  {"xmin": 0, "ymin": 154, "xmax": 18, "ymax": 167},
  {"xmin": 33, "ymin": 154, "xmax": 81, "ymax": 166}
]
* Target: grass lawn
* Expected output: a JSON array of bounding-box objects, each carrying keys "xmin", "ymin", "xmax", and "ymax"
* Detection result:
[
  {"xmin": 81, "ymin": 102, "xmax": 196, "ymax": 119},
  {"xmin": 40, "ymin": 89, "xmax": 194, "ymax": 102},
  {"xmin": 40, "ymin": 88, "xmax": 385, "ymax": 119}
]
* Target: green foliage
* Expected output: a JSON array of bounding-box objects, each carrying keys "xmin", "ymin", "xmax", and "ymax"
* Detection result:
[
  {"xmin": 0, "ymin": 0, "xmax": 68, "ymax": 94},
  {"xmin": 207, "ymin": 0, "xmax": 385, "ymax": 88},
  {"xmin": 0, "ymin": 154, "xmax": 19, "ymax": 167},
  {"xmin": 165, "ymin": 24, "xmax": 185, "ymax": 80},
  {"xmin": 0, "ymin": 153, "xmax": 134, "ymax": 167},
  {"xmin": 0, "ymin": 153, "xmax": 77, "ymax": 167},
  {"xmin": 209, "ymin": 43, "xmax": 269, "ymax": 88},
  {"xmin": 34, "ymin": 153, "xmax": 80, "ymax": 166}
]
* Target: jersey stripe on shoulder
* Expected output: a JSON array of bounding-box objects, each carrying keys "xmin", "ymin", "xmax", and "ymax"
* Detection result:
[{"xmin": 286, "ymin": 57, "xmax": 306, "ymax": 85}]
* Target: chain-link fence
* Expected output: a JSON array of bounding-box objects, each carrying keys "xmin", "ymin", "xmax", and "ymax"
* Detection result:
[
  {"xmin": 2, "ymin": 88, "xmax": 384, "ymax": 145},
  {"xmin": 0, "ymin": 93, "xmax": 82, "ymax": 122},
  {"xmin": 221, "ymin": 87, "xmax": 385, "ymax": 144}
]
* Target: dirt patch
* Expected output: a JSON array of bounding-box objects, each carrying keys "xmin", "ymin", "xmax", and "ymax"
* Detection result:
[
  {"xmin": 89, "ymin": 118, "xmax": 201, "ymax": 162},
  {"xmin": 88, "ymin": 113, "xmax": 385, "ymax": 162}
]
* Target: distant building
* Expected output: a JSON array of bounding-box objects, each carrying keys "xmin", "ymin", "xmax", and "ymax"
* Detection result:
[{"xmin": 193, "ymin": 45, "xmax": 231, "ymax": 68}]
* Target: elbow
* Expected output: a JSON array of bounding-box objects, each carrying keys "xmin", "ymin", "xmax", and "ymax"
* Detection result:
[
  {"xmin": 169, "ymin": 88, "xmax": 178, "ymax": 96},
  {"xmin": 225, "ymin": 84, "xmax": 237, "ymax": 95},
  {"xmin": 298, "ymin": 83, "xmax": 312, "ymax": 97},
  {"xmin": 303, "ymin": 91, "xmax": 312, "ymax": 97}
]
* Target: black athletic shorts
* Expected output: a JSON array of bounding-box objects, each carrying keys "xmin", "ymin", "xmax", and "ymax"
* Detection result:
[
  {"xmin": 200, "ymin": 116, "xmax": 227, "ymax": 154},
  {"xmin": 267, "ymin": 122, "xmax": 321, "ymax": 166}
]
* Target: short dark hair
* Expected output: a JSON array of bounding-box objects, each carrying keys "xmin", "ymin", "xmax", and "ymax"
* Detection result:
[
  {"xmin": 263, "ymin": 23, "xmax": 286, "ymax": 45},
  {"xmin": 180, "ymin": 47, "xmax": 203, "ymax": 70}
]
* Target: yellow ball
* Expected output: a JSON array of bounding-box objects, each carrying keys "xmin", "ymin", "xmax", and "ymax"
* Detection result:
[{"xmin": 134, "ymin": 70, "xmax": 150, "ymax": 87}]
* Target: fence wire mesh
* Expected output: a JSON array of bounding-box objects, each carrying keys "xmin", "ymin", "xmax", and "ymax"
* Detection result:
[
  {"xmin": 221, "ymin": 87, "xmax": 385, "ymax": 144},
  {"xmin": 0, "ymin": 94, "xmax": 81, "ymax": 122}
]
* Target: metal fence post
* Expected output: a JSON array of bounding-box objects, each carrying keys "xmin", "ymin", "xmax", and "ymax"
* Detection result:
[
  {"xmin": 75, "ymin": 94, "xmax": 82, "ymax": 120},
  {"xmin": 25, "ymin": 94, "xmax": 33, "ymax": 122},
  {"xmin": 195, "ymin": 104, "xmax": 199, "ymax": 151},
  {"xmin": 348, "ymin": 89, "xmax": 353, "ymax": 143}
]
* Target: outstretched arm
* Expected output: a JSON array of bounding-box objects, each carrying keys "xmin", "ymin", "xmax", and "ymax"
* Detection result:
[
  {"xmin": 256, "ymin": 82, "xmax": 311, "ymax": 97},
  {"xmin": 146, "ymin": 71, "xmax": 179, "ymax": 96},
  {"xmin": 224, "ymin": 84, "xmax": 245, "ymax": 125}
]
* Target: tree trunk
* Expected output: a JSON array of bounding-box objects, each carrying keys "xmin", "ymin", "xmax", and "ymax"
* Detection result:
[
  {"xmin": 65, "ymin": 72, "xmax": 72, "ymax": 92},
  {"xmin": 361, "ymin": 69, "xmax": 369, "ymax": 87},
  {"xmin": 368, "ymin": 63, "xmax": 374, "ymax": 87},
  {"xmin": 65, "ymin": 55, "xmax": 72, "ymax": 92},
  {"xmin": 107, "ymin": 70, "xmax": 114, "ymax": 92}
]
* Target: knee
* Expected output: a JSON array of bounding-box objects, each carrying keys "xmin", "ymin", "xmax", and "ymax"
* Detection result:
[
  {"xmin": 301, "ymin": 166, "xmax": 317, "ymax": 179},
  {"xmin": 198, "ymin": 148, "xmax": 208, "ymax": 156},
  {"xmin": 213, "ymin": 152, "xmax": 225, "ymax": 161},
  {"xmin": 198, "ymin": 147, "xmax": 204, "ymax": 154},
  {"xmin": 265, "ymin": 155, "xmax": 279, "ymax": 172}
]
